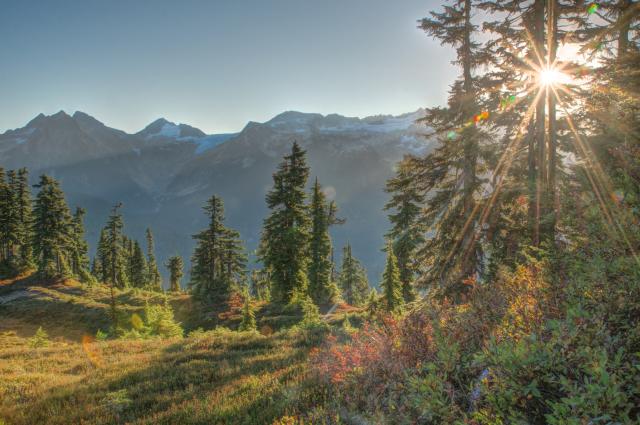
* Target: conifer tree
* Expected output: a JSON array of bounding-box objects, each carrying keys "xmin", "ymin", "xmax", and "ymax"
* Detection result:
[
  {"xmin": 385, "ymin": 159, "xmax": 425, "ymax": 302},
  {"xmin": 104, "ymin": 203, "xmax": 128, "ymax": 288},
  {"xmin": 145, "ymin": 228, "xmax": 162, "ymax": 290},
  {"xmin": 308, "ymin": 178, "xmax": 335, "ymax": 305},
  {"xmin": 166, "ymin": 255, "xmax": 184, "ymax": 292},
  {"xmin": 129, "ymin": 240, "xmax": 148, "ymax": 288},
  {"xmin": 479, "ymin": 0, "xmax": 574, "ymax": 252},
  {"xmin": 260, "ymin": 142, "xmax": 311, "ymax": 303},
  {"xmin": 220, "ymin": 229, "xmax": 247, "ymax": 288},
  {"xmin": 576, "ymin": 0, "xmax": 640, "ymax": 220},
  {"xmin": 13, "ymin": 168, "xmax": 33, "ymax": 271},
  {"xmin": 239, "ymin": 288, "xmax": 257, "ymax": 331},
  {"xmin": 327, "ymin": 200, "xmax": 345, "ymax": 282},
  {"xmin": 32, "ymin": 175, "xmax": 74, "ymax": 279},
  {"xmin": 250, "ymin": 269, "xmax": 271, "ymax": 301},
  {"xmin": 337, "ymin": 243, "xmax": 369, "ymax": 306},
  {"xmin": 4, "ymin": 170, "xmax": 20, "ymax": 268},
  {"xmin": 380, "ymin": 241, "xmax": 403, "ymax": 312},
  {"xmin": 94, "ymin": 228, "xmax": 109, "ymax": 283},
  {"xmin": 70, "ymin": 207, "xmax": 92, "ymax": 282},
  {"xmin": 190, "ymin": 195, "xmax": 246, "ymax": 299},
  {"xmin": 0, "ymin": 168, "xmax": 15, "ymax": 271},
  {"xmin": 408, "ymin": 0, "xmax": 491, "ymax": 297}
]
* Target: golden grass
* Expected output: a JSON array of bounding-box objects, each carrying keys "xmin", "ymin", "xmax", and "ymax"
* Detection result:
[
  {"xmin": 0, "ymin": 275, "xmax": 345, "ymax": 424},
  {"xmin": 0, "ymin": 329, "xmax": 317, "ymax": 424}
]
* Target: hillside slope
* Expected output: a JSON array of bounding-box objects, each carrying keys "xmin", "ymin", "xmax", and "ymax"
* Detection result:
[{"xmin": 0, "ymin": 275, "xmax": 357, "ymax": 424}]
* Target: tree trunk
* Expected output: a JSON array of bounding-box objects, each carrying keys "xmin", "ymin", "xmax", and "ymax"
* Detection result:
[
  {"xmin": 461, "ymin": 0, "xmax": 478, "ymax": 277},
  {"xmin": 546, "ymin": 0, "xmax": 558, "ymax": 244},
  {"xmin": 533, "ymin": 0, "xmax": 547, "ymax": 246},
  {"xmin": 617, "ymin": 0, "xmax": 632, "ymax": 60}
]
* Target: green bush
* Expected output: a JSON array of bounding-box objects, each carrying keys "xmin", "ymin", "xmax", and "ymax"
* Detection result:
[
  {"xmin": 28, "ymin": 327, "xmax": 49, "ymax": 348},
  {"xmin": 119, "ymin": 303, "xmax": 183, "ymax": 339}
]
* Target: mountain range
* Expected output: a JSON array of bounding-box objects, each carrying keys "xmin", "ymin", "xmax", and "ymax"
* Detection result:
[{"xmin": 0, "ymin": 109, "xmax": 433, "ymax": 285}]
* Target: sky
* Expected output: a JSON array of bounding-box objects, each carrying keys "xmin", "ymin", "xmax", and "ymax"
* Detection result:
[{"xmin": 0, "ymin": 0, "xmax": 454, "ymax": 134}]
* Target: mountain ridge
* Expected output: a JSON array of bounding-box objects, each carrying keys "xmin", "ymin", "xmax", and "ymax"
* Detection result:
[{"xmin": 0, "ymin": 108, "xmax": 433, "ymax": 285}]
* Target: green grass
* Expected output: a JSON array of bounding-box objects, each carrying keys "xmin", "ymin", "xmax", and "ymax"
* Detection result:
[{"xmin": 0, "ymin": 275, "xmax": 353, "ymax": 424}]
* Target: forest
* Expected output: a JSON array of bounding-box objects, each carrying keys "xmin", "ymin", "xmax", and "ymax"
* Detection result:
[{"xmin": 1, "ymin": 0, "xmax": 639, "ymax": 423}]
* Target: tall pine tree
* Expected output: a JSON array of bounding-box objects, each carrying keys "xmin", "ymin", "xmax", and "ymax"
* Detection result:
[
  {"xmin": 385, "ymin": 159, "xmax": 425, "ymax": 302},
  {"xmin": 32, "ymin": 175, "xmax": 74, "ymax": 279},
  {"xmin": 408, "ymin": 0, "xmax": 491, "ymax": 297},
  {"xmin": 129, "ymin": 240, "xmax": 148, "ymax": 288},
  {"xmin": 70, "ymin": 207, "xmax": 92, "ymax": 283},
  {"xmin": 103, "ymin": 203, "xmax": 128, "ymax": 288},
  {"xmin": 260, "ymin": 142, "xmax": 311, "ymax": 303},
  {"xmin": 380, "ymin": 241, "xmax": 403, "ymax": 312},
  {"xmin": 190, "ymin": 195, "xmax": 246, "ymax": 300},
  {"xmin": 337, "ymin": 243, "xmax": 369, "ymax": 307},
  {"xmin": 166, "ymin": 255, "xmax": 184, "ymax": 292},
  {"xmin": 308, "ymin": 178, "xmax": 336, "ymax": 305},
  {"xmin": 13, "ymin": 168, "xmax": 33, "ymax": 271},
  {"xmin": 146, "ymin": 228, "xmax": 162, "ymax": 290}
]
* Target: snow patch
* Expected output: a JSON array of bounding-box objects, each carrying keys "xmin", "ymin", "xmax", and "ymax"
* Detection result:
[{"xmin": 158, "ymin": 122, "xmax": 181, "ymax": 138}]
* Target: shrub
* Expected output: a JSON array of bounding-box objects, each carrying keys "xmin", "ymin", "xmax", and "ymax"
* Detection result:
[
  {"xmin": 95, "ymin": 329, "xmax": 109, "ymax": 341},
  {"xmin": 239, "ymin": 290, "xmax": 257, "ymax": 332},
  {"xmin": 119, "ymin": 303, "xmax": 184, "ymax": 339},
  {"xmin": 28, "ymin": 327, "xmax": 49, "ymax": 348}
]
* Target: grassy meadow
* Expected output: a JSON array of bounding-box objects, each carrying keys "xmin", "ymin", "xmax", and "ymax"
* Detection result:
[{"xmin": 0, "ymin": 275, "xmax": 351, "ymax": 424}]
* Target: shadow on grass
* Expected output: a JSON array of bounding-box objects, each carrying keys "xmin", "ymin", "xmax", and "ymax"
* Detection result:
[
  {"xmin": 9, "ymin": 329, "xmax": 325, "ymax": 425},
  {"xmin": 0, "ymin": 291, "xmax": 111, "ymax": 341}
]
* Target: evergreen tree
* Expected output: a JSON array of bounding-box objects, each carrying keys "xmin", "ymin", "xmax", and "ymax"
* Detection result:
[
  {"xmin": 327, "ymin": 200, "xmax": 345, "ymax": 282},
  {"xmin": 479, "ymin": 0, "xmax": 575, "ymax": 253},
  {"xmin": 4, "ymin": 170, "xmax": 20, "ymax": 269},
  {"xmin": 260, "ymin": 142, "xmax": 311, "ymax": 303},
  {"xmin": 32, "ymin": 175, "xmax": 74, "ymax": 279},
  {"xmin": 145, "ymin": 228, "xmax": 162, "ymax": 290},
  {"xmin": 166, "ymin": 255, "xmax": 184, "ymax": 292},
  {"xmin": 0, "ymin": 168, "xmax": 16, "ymax": 272},
  {"xmin": 365, "ymin": 289, "xmax": 381, "ymax": 317},
  {"xmin": 220, "ymin": 228, "xmax": 248, "ymax": 288},
  {"xmin": 575, "ymin": 0, "xmax": 640, "ymax": 222},
  {"xmin": 129, "ymin": 240, "xmax": 148, "ymax": 288},
  {"xmin": 239, "ymin": 288, "xmax": 257, "ymax": 331},
  {"xmin": 337, "ymin": 243, "xmax": 369, "ymax": 306},
  {"xmin": 307, "ymin": 178, "xmax": 335, "ymax": 305},
  {"xmin": 103, "ymin": 203, "xmax": 128, "ymax": 288},
  {"xmin": 250, "ymin": 269, "xmax": 271, "ymax": 301},
  {"xmin": 70, "ymin": 207, "xmax": 92, "ymax": 283},
  {"xmin": 380, "ymin": 241, "xmax": 403, "ymax": 312},
  {"xmin": 94, "ymin": 228, "xmax": 109, "ymax": 283},
  {"xmin": 190, "ymin": 195, "xmax": 246, "ymax": 299},
  {"xmin": 408, "ymin": 0, "xmax": 491, "ymax": 297},
  {"xmin": 13, "ymin": 168, "xmax": 33, "ymax": 271},
  {"xmin": 385, "ymin": 159, "xmax": 425, "ymax": 302}
]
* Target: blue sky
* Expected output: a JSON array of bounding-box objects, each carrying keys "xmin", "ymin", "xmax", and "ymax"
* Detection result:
[{"xmin": 0, "ymin": 0, "xmax": 454, "ymax": 134}]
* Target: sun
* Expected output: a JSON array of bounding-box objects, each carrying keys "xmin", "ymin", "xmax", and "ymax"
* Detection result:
[{"xmin": 538, "ymin": 67, "xmax": 568, "ymax": 87}]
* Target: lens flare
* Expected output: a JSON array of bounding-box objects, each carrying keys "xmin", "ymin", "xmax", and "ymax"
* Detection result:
[
  {"xmin": 82, "ymin": 334, "xmax": 104, "ymax": 367},
  {"xmin": 539, "ymin": 68, "xmax": 564, "ymax": 86}
]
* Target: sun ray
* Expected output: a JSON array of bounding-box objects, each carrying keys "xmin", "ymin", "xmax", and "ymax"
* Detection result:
[
  {"xmin": 552, "ymin": 88, "xmax": 640, "ymax": 267},
  {"xmin": 442, "ymin": 89, "xmax": 542, "ymax": 275}
]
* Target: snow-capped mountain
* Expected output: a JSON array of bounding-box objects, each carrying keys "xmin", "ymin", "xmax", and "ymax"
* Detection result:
[
  {"xmin": 0, "ymin": 109, "xmax": 433, "ymax": 284},
  {"xmin": 136, "ymin": 118, "xmax": 236, "ymax": 154}
]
